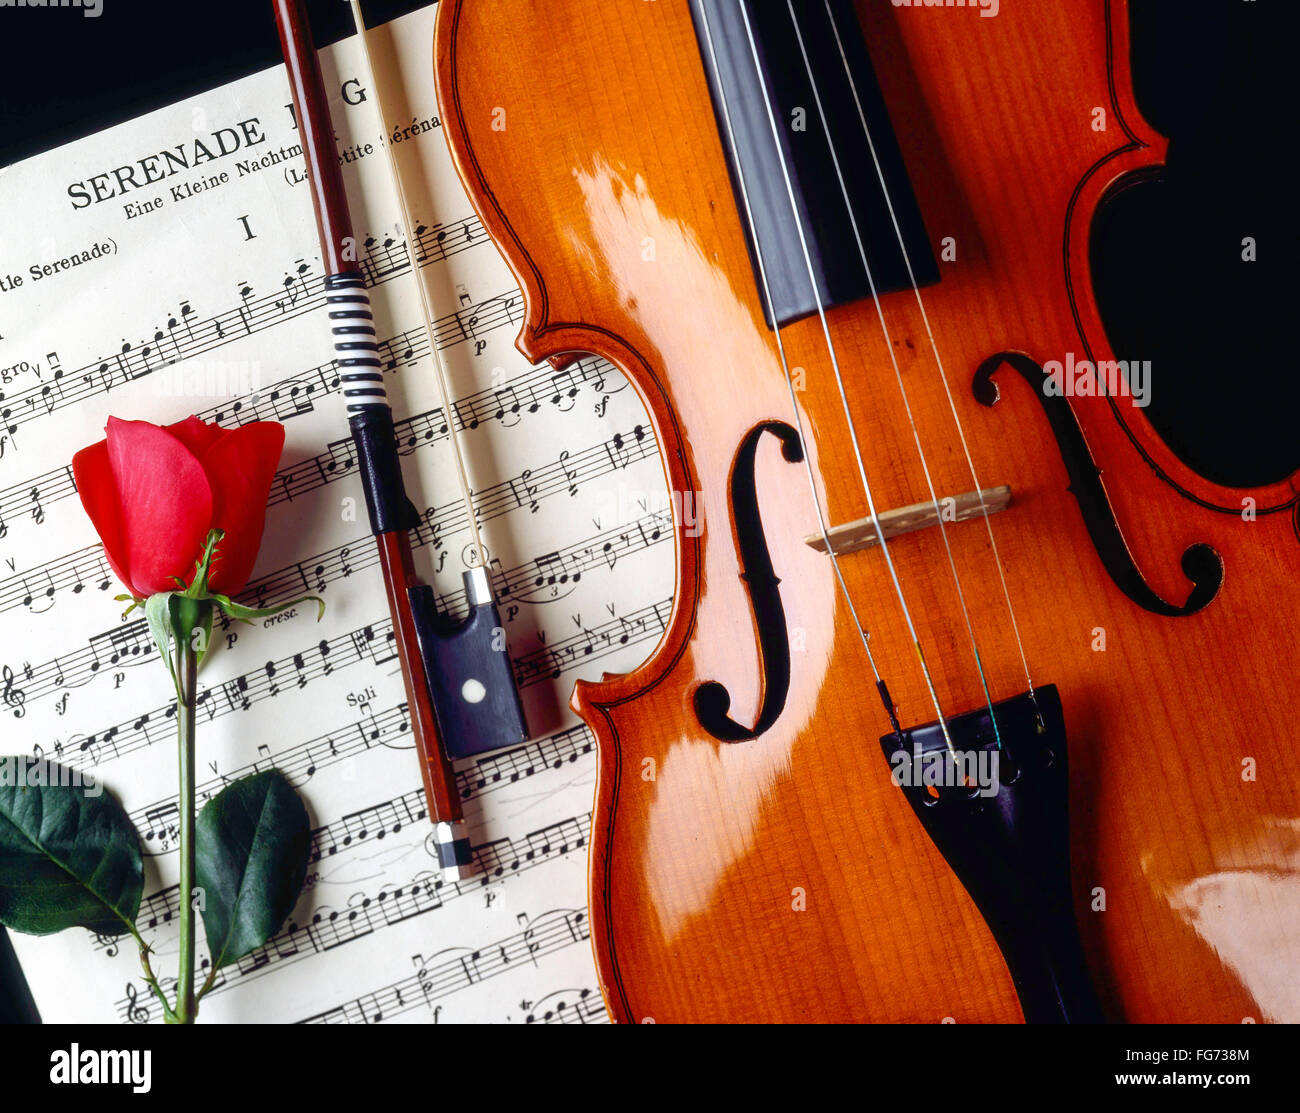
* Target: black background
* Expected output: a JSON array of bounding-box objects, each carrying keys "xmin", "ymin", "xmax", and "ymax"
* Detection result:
[{"xmin": 0, "ymin": 0, "xmax": 1294, "ymax": 1024}]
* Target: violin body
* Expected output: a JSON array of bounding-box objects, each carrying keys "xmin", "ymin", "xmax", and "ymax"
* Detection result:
[{"xmin": 434, "ymin": 0, "xmax": 1300, "ymax": 1022}]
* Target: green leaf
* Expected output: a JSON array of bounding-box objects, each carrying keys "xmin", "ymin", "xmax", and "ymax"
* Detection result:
[
  {"xmin": 211, "ymin": 592, "xmax": 325, "ymax": 625},
  {"xmin": 195, "ymin": 770, "xmax": 310, "ymax": 972},
  {"xmin": 0, "ymin": 774, "xmax": 143, "ymax": 937}
]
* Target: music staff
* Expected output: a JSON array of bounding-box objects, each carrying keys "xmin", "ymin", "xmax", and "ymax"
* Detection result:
[
  {"xmin": 1, "ymin": 620, "xmax": 158, "ymax": 706},
  {"xmin": 519, "ymin": 986, "xmax": 607, "ymax": 1024},
  {"xmin": 246, "ymin": 470, "xmax": 667, "ymax": 616},
  {"xmin": 0, "ymin": 273, "xmax": 516, "ymax": 445},
  {"xmin": 297, "ymin": 909, "xmax": 589, "ymax": 1024},
  {"xmin": 513, "ymin": 597, "xmax": 672, "ymax": 687},
  {"xmin": 0, "ymin": 216, "xmax": 486, "ymax": 441},
  {"xmin": 0, "ymin": 545, "xmax": 113, "ymax": 617},
  {"xmin": 0, "ymin": 353, "xmax": 623, "ymax": 543},
  {"xmin": 112, "ymin": 814, "xmax": 589, "ymax": 1012}
]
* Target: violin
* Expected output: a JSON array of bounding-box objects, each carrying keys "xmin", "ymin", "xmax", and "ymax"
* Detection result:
[{"xmin": 432, "ymin": 0, "xmax": 1300, "ymax": 1022}]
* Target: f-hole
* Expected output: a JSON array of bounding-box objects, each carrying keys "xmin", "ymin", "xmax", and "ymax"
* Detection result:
[
  {"xmin": 694, "ymin": 420, "xmax": 803, "ymax": 743},
  {"xmin": 973, "ymin": 351, "xmax": 1224, "ymax": 617}
]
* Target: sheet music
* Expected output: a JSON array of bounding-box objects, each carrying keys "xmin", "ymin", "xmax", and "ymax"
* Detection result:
[{"xmin": 0, "ymin": 3, "xmax": 671, "ymax": 1023}]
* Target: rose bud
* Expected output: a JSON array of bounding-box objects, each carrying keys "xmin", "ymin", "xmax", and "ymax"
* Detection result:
[{"xmin": 72, "ymin": 415, "xmax": 286, "ymax": 599}]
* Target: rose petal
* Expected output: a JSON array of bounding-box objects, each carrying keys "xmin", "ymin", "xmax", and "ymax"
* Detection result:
[
  {"xmin": 197, "ymin": 422, "xmax": 285, "ymax": 594},
  {"xmin": 106, "ymin": 417, "xmax": 214, "ymax": 596},
  {"xmin": 165, "ymin": 415, "xmax": 226, "ymax": 458},
  {"xmin": 71, "ymin": 439, "xmax": 134, "ymax": 593}
]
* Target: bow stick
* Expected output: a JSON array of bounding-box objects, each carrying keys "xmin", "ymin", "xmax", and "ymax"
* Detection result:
[{"xmin": 272, "ymin": 0, "xmax": 528, "ymax": 880}]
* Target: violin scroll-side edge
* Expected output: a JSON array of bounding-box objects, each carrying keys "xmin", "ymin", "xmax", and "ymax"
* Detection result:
[
  {"xmin": 433, "ymin": 0, "xmax": 707, "ymax": 713},
  {"xmin": 435, "ymin": 0, "xmax": 709, "ymax": 1025},
  {"xmin": 1063, "ymin": 1, "xmax": 1299, "ymax": 516}
]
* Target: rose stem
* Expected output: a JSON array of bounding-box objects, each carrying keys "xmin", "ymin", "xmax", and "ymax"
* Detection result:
[{"xmin": 174, "ymin": 634, "xmax": 198, "ymax": 1024}]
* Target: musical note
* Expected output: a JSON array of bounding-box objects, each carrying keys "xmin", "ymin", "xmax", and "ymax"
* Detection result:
[
  {"xmin": 224, "ymin": 676, "xmax": 251, "ymax": 712},
  {"xmin": 237, "ymin": 281, "xmax": 256, "ymax": 331},
  {"xmin": 521, "ymin": 986, "xmax": 606, "ymax": 1024},
  {"xmin": 297, "ymin": 908, "xmax": 591, "ymax": 1024},
  {"xmin": 142, "ymin": 802, "xmax": 180, "ymax": 848}
]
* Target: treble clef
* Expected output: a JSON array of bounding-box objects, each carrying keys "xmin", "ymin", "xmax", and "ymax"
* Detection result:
[
  {"xmin": 123, "ymin": 982, "xmax": 149, "ymax": 1024},
  {"xmin": 2, "ymin": 665, "xmax": 26, "ymax": 718},
  {"xmin": 93, "ymin": 930, "xmax": 120, "ymax": 958}
]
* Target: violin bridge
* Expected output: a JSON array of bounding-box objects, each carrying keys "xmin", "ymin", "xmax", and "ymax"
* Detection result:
[{"xmin": 805, "ymin": 486, "xmax": 1011, "ymax": 557}]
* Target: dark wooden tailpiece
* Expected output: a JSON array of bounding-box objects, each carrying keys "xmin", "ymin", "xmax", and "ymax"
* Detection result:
[{"xmin": 880, "ymin": 686, "xmax": 1105, "ymax": 1024}]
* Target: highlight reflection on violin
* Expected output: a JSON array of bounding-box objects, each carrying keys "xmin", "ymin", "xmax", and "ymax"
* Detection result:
[{"xmin": 434, "ymin": 0, "xmax": 1300, "ymax": 1022}]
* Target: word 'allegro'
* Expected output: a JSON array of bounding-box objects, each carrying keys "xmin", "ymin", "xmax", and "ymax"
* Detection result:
[
  {"xmin": 0, "ymin": 0, "xmax": 101, "ymax": 16},
  {"xmin": 892, "ymin": 0, "xmax": 1000, "ymax": 18},
  {"xmin": 0, "ymin": 756, "xmax": 101, "ymax": 797},
  {"xmin": 1043, "ymin": 353, "xmax": 1152, "ymax": 408}
]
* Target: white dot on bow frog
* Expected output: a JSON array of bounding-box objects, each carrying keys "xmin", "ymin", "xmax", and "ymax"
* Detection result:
[{"xmin": 461, "ymin": 678, "xmax": 487, "ymax": 704}]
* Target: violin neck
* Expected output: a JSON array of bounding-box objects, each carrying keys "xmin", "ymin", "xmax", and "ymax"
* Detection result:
[{"xmin": 688, "ymin": 0, "xmax": 938, "ymax": 327}]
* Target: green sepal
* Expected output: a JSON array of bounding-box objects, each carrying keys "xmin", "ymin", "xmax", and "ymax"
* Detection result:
[
  {"xmin": 116, "ymin": 595, "xmax": 143, "ymax": 620},
  {"xmin": 175, "ymin": 594, "xmax": 216, "ymax": 671},
  {"xmin": 145, "ymin": 593, "xmax": 216, "ymax": 689},
  {"xmin": 145, "ymin": 592, "xmax": 181, "ymax": 693},
  {"xmin": 210, "ymin": 593, "xmax": 325, "ymax": 625},
  {"xmin": 184, "ymin": 528, "xmax": 225, "ymax": 599}
]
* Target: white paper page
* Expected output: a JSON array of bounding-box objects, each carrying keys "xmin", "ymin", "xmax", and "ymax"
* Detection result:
[{"xmin": 0, "ymin": 2, "xmax": 671, "ymax": 1024}]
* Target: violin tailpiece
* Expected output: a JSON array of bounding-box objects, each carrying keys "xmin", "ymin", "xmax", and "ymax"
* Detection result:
[{"xmin": 880, "ymin": 686, "xmax": 1106, "ymax": 1024}]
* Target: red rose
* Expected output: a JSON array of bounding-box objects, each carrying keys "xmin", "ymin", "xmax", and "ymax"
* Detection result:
[{"xmin": 72, "ymin": 415, "xmax": 285, "ymax": 598}]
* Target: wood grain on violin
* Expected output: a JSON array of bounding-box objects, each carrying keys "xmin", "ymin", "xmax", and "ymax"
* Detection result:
[{"xmin": 434, "ymin": 0, "xmax": 1300, "ymax": 1022}]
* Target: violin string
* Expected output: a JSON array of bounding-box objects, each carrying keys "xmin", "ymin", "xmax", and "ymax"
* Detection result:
[
  {"xmin": 728, "ymin": 1, "xmax": 956, "ymax": 749},
  {"xmin": 347, "ymin": 0, "xmax": 488, "ymax": 566},
  {"xmin": 694, "ymin": 1, "xmax": 884, "ymax": 688},
  {"xmin": 822, "ymin": 0, "xmax": 1039, "ymax": 713},
  {"xmin": 785, "ymin": 0, "xmax": 1002, "ymax": 747}
]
